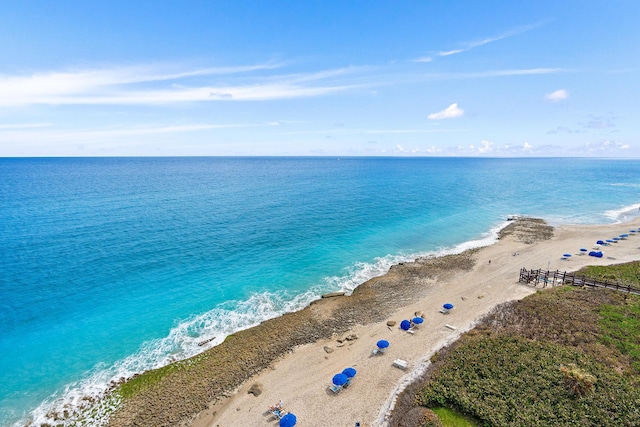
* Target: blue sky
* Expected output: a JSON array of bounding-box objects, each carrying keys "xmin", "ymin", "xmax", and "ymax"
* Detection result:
[{"xmin": 0, "ymin": 1, "xmax": 638, "ymax": 157}]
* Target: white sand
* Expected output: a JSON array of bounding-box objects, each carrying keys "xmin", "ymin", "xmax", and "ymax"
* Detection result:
[{"xmin": 194, "ymin": 220, "xmax": 640, "ymax": 427}]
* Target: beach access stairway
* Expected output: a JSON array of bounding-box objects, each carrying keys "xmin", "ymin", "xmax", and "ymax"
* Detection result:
[{"xmin": 519, "ymin": 268, "xmax": 640, "ymax": 296}]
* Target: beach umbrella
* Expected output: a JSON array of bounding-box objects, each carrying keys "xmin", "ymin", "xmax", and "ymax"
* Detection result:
[
  {"xmin": 631, "ymin": 230, "xmax": 636, "ymax": 233},
  {"xmin": 412, "ymin": 317, "xmax": 424, "ymax": 324},
  {"xmin": 596, "ymin": 240, "xmax": 605, "ymax": 245},
  {"xmin": 613, "ymin": 237, "xmax": 620, "ymax": 241},
  {"xmin": 606, "ymin": 239, "xmax": 614, "ymax": 243},
  {"xmin": 376, "ymin": 339, "xmax": 389, "ymax": 349},
  {"xmin": 333, "ymin": 373, "xmax": 349, "ymax": 386},
  {"xmin": 400, "ymin": 320, "xmax": 412, "ymax": 331},
  {"xmin": 580, "ymin": 248, "xmax": 588, "ymax": 252},
  {"xmin": 596, "ymin": 252, "xmax": 604, "ymax": 258},
  {"xmin": 620, "ymin": 234, "xmax": 629, "ymax": 237},
  {"xmin": 443, "ymin": 303, "xmax": 454, "ymax": 310},
  {"xmin": 563, "ymin": 253, "xmax": 572, "ymax": 257},
  {"xmin": 279, "ymin": 413, "xmax": 297, "ymax": 427},
  {"xmin": 342, "ymin": 367, "xmax": 357, "ymax": 378}
]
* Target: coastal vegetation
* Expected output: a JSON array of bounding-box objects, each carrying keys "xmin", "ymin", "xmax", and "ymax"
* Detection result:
[{"xmin": 391, "ymin": 261, "xmax": 640, "ymax": 427}]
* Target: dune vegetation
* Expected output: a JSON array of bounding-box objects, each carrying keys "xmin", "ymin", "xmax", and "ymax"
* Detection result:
[{"xmin": 391, "ymin": 261, "xmax": 640, "ymax": 427}]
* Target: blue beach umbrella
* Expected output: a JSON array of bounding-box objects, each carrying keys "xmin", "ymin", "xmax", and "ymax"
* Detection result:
[
  {"xmin": 595, "ymin": 251, "xmax": 604, "ymax": 258},
  {"xmin": 342, "ymin": 367, "xmax": 357, "ymax": 378},
  {"xmin": 443, "ymin": 303, "xmax": 454, "ymax": 310},
  {"xmin": 412, "ymin": 317, "xmax": 424, "ymax": 324},
  {"xmin": 563, "ymin": 254, "xmax": 572, "ymax": 257},
  {"xmin": 333, "ymin": 373, "xmax": 349, "ymax": 386},
  {"xmin": 279, "ymin": 413, "xmax": 297, "ymax": 427},
  {"xmin": 631, "ymin": 230, "xmax": 636, "ymax": 233},
  {"xmin": 376, "ymin": 339, "xmax": 389, "ymax": 349},
  {"xmin": 620, "ymin": 234, "xmax": 629, "ymax": 237},
  {"xmin": 400, "ymin": 320, "xmax": 412, "ymax": 330},
  {"xmin": 596, "ymin": 240, "xmax": 605, "ymax": 245},
  {"xmin": 580, "ymin": 248, "xmax": 588, "ymax": 252},
  {"xmin": 613, "ymin": 237, "xmax": 620, "ymax": 241},
  {"xmin": 606, "ymin": 239, "xmax": 614, "ymax": 243}
]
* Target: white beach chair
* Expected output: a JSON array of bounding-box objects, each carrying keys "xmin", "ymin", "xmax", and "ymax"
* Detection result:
[{"xmin": 392, "ymin": 359, "xmax": 408, "ymax": 370}]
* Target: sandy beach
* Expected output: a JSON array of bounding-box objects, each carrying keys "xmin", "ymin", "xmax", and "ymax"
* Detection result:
[{"xmin": 108, "ymin": 218, "xmax": 640, "ymax": 427}]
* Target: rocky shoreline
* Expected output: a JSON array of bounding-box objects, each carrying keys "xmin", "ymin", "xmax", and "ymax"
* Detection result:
[{"xmin": 106, "ymin": 218, "xmax": 551, "ymax": 427}]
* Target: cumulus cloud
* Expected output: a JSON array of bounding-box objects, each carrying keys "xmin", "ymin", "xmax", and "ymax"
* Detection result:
[
  {"xmin": 545, "ymin": 89, "xmax": 568, "ymax": 102},
  {"xmin": 478, "ymin": 140, "xmax": 493, "ymax": 153},
  {"xmin": 585, "ymin": 140, "xmax": 629, "ymax": 152},
  {"xmin": 428, "ymin": 103, "xmax": 464, "ymax": 120},
  {"xmin": 394, "ymin": 143, "xmax": 442, "ymax": 155}
]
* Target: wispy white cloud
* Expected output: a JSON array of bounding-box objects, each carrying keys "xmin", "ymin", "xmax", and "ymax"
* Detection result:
[
  {"xmin": 0, "ymin": 63, "xmax": 360, "ymax": 107},
  {"xmin": 462, "ymin": 68, "xmax": 565, "ymax": 77},
  {"xmin": 414, "ymin": 21, "xmax": 548, "ymax": 61},
  {"xmin": 546, "ymin": 126, "xmax": 582, "ymax": 134},
  {"xmin": 0, "ymin": 122, "xmax": 52, "ymax": 129},
  {"xmin": 437, "ymin": 49, "xmax": 464, "ymax": 57},
  {"xmin": 362, "ymin": 128, "xmax": 465, "ymax": 134},
  {"xmin": 583, "ymin": 114, "xmax": 616, "ymax": 129},
  {"xmin": 428, "ymin": 103, "xmax": 464, "ymax": 120},
  {"xmin": 421, "ymin": 68, "xmax": 566, "ymax": 81},
  {"xmin": 545, "ymin": 89, "xmax": 568, "ymax": 101}
]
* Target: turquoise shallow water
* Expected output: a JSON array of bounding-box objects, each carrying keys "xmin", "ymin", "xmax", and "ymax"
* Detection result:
[{"xmin": 1, "ymin": 157, "xmax": 639, "ymax": 426}]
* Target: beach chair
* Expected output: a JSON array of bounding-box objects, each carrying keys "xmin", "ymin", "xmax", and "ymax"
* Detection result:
[
  {"xmin": 269, "ymin": 402, "xmax": 286, "ymax": 419},
  {"xmin": 372, "ymin": 347, "xmax": 387, "ymax": 355},
  {"xmin": 329, "ymin": 384, "xmax": 342, "ymax": 393},
  {"xmin": 392, "ymin": 359, "xmax": 408, "ymax": 370},
  {"xmin": 373, "ymin": 339, "xmax": 389, "ymax": 355}
]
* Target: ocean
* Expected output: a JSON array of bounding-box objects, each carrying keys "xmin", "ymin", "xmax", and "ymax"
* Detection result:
[{"xmin": 1, "ymin": 157, "xmax": 639, "ymax": 426}]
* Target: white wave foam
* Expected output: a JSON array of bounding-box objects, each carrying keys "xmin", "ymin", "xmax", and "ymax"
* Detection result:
[
  {"xmin": 324, "ymin": 253, "xmax": 410, "ymax": 294},
  {"xmin": 604, "ymin": 203, "xmax": 640, "ymax": 223},
  {"xmin": 610, "ymin": 183, "xmax": 640, "ymax": 188},
  {"xmin": 22, "ymin": 221, "xmax": 511, "ymax": 427},
  {"xmin": 324, "ymin": 220, "xmax": 509, "ymax": 296},
  {"xmin": 22, "ymin": 289, "xmax": 322, "ymax": 427}
]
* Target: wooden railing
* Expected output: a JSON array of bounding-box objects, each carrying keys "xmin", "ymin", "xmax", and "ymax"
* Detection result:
[{"xmin": 519, "ymin": 268, "xmax": 640, "ymax": 295}]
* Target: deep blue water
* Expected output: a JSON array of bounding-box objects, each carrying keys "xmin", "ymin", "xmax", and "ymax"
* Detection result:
[{"xmin": 1, "ymin": 157, "xmax": 639, "ymax": 426}]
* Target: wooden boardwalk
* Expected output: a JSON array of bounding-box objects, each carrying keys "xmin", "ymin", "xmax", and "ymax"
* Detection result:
[{"xmin": 519, "ymin": 268, "xmax": 640, "ymax": 296}]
